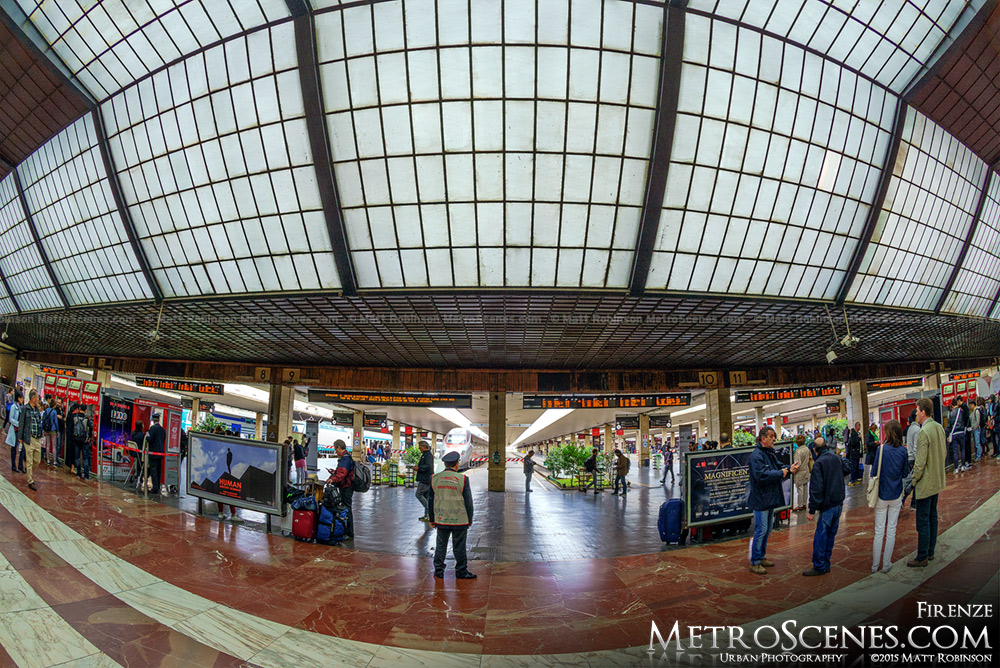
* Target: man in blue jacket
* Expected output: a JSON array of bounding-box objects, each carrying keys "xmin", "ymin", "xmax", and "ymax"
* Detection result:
[
  {"xmin": 748, "ymin": 426, "xmax": 799, "ymax": 575},
  {"xmin": 803, "ymin": 437, "xmax": 852, "ymax": 576}
]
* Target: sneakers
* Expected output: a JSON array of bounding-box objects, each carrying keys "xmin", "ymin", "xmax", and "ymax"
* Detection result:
[
  {"xmin": 456, "ymin": 572, "xmax": 478, "ymax": 579},
  {"xmin": 418, "ymin": 516, "xmax": 430, "ymax": 522},
  {"xmin": 802, "ymin": 568, "xmax": 827, "ymax": 577},
  {"xmin": 434, "ymin": 572, "xmax": 444, "ymax": 579},
  {"xmin": 749, "ymin": 564, "xmax": 767, "ymax": 575},
  {"xmin": 759, "ymin": 559, "xmax": 775, "ymax": 568},
  {"xmin": 218, "ymin": 513, "xmax": 227, "ymax": 521},
  {"xmin": 230, "ymin": 517, "xmax": 244, "ymax": 524}
]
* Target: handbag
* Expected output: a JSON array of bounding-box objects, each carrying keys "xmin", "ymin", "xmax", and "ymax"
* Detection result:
[{"xmin": 867, "ymin": 443, "xmax": 884, "ymax": 508}]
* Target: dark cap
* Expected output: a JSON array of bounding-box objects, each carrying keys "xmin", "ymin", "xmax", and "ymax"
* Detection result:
[
  {"xmin": 442, "ymin": 451, "xmax": 461, "ymax": 464},
  {"xmin": 151, "ymin": 413, "xmax": 160, "ymax": 422}
]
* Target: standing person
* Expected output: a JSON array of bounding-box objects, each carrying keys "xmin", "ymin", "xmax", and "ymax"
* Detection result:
[
  {"xmin": 6, "ymin": 391, "xmax": 24, "ymax": 473},
  {"xmin": 611, "ymin": 448, "xmax": 629, "ymax": 496},
  {"xmin": 293, "ymin": 439, "xmax": 306, "ymax": 484},
  {"xmin": 325, "ymin": 440, "xmax": 355, "ymax": 540},
  {"xmin": 130, "ymin": 421, "xmax": 146, "ymax": 450},
  {"xmin": 42, "ymin": 397, "xmax": 59, "ymax": 466},
  {"xmin": 802, "ymin": 436, "xmax": 849, "ymax": 576},
  {"xmin": 428, "ymin": 450, "xmax": 476, "ymax": 579},
  {"xmin": 146, "ymin": 414, "xmax": 166, "ymax": 495},
  {"xmin": 415, "ymin": 440, "xmax": 433, "ymax": 521},
  {"xmin": 961, "ymin": 398, "xmax": 974, "ymax": 469},
  {"xmin": 18, "ymin": 390, "xmax": 44, "ymax": 491},
  {"xmin": 584, "ymin": 447, "xmax": 601, "ymax": 492},
  {"xmin": 748, "ymin": 426, "xmax": 799, "ymax": 575},
  {"xmin": 523, "ymin": 450, "xmax": 535, "ymax": 493},
  {"xmin": 719, "ymin": 433, "xmax": 732, "ymax": 448},
  {"xmin": 55, "ymin": 397, "xmax": 65, "ymax": 467},
  {"xmin": 792, "ymin": 435, "xmax": 812, "ymax": 512},
  {"xmin": 971, "ymin": 398, "xmax": 983, "ymax": 462},
  {"xmin": 71, "ymin": 403, "xmax": 93, "ymax": 480},
  {"xmin": 846, "ymin": 423, "xmax": 863, "ymax": 485},
  {"xmin": 864, "ymin": 424, "xmax": 880, "ymax": 468},
  {"xmin": 659, "ymin": 444, "xmax": 675, "ymax": 485},
  {"xmin": 908, "ymin": 398, "xmax": 947, "ymax": 567},
  {"xmin": 871, "ymin": 420, "xmax": 909, "ymax": 573},
  {"xmin": 902, "ymin": 409, "xmax": 920, "ymax": 509},
  {"xmin": 947, "ymin": 399, "xmax": 965, "ymax": 472}
]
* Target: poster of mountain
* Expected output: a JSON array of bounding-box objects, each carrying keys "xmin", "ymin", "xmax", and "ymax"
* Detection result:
[{"xmin": 187, "ymin": 432, "xmax": 282, "ymax": 515}]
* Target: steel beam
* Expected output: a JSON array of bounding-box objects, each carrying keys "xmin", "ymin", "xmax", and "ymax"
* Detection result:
[
  {"xmin": 934, "ymin": 169, "xmax": 993, "ymax": 314},
  {"xmin": 835, "ymin": 100, "xmax": 909, "ymax": 306},
  {"xmin": 628, "ymin": 0, "xmax": 687, "ymax": 297},
  {"xmin": 287, "ymin": 0, "xmax": 358, "ymax": 294},
  {"xmin": 11, "ymin": 170, "xmax": 69, "ymax": 308},
  {"xmin": 91, "ymin": 109, "xmax": 163, "ymax": 302}
]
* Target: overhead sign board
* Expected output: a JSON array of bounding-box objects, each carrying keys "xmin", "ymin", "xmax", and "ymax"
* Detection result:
[
  {"xmin": 825, "ymin": 401, "xmax": 841, "ymax": 415},
  {"xmin": 363, "ymin": 413, "xmax": 388, "ymax": 432},
  {"xmin": 734, "ymin": 385, "xmax": 841, "ymax": 403},
  {"xmin": 948, "ymin": 371, "xmax": 979, "ymax": 382},
  {"xmin": 867, "ymin": 378, "xmax": 923, "ymax": 391},
  {"xmin": 615, "ymin": 415, "xmax": 639, "ymax": 434},
  {"xmin": 307, "ymin": 390, "xmax": 472, "ymax": 408},
  {"xmin": 135, "ymin": 377, "xmax": 224, "ymax": 395},
  {"xmin": 40, "ymin": 366, "xmax": 76, "ymax": 377},
  {"xmin": 181, "ymin": 398, "xmax": 215, "ymax": 412},
  {"xmin": 522, "ymin": 393, "xmax": 691, "ymax": 410},
  {"xmin": 330, "ymin": 412, "xmax": 354, "ymax": 427},
  {"xmin": 649, "ymin": 415, "xmax": 673, "ymax": 428}
]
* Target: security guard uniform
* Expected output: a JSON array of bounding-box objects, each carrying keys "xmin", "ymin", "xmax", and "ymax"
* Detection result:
[{"xmin": 428, "ymin": 451, "xmax": 476, "ymax": 579}]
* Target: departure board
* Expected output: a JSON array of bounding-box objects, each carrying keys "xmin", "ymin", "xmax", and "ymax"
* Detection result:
[
  {"xmin": 734, "ymin": 385, "xmax": 841, "ymax": 403},
  {"xmin": 868, "ymin": 378, "xmax": 923, "ymax": 391},
  {"xmin": 948, "ymin": 371, "xmax": 979, "ymax": 381},
  {"xmin": 521, "ymin": 393, "xmax": 691, "ymax": 410},
  {"xmin": 135, "ymin": 377, "xmax": 224, "ymax": 395},
  {"xmin": 307, "ymin": 390, "xmax": 472, "ymax": 408},
  {"xmin": 40, "ymin": 366, "xmax": 76, "ymax": 377}
]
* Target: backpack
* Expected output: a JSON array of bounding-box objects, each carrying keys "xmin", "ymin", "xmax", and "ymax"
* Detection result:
[
  {"xmin": 584, "ymin": 456, "xmax": 596, "ymax": 473},
  {"xmin": 979, "ymin": 408, "xmax": 987, "ymax": 429},
  {"xmin": 42, "ymin": 407, "xmax": 55, "ymax": 432},
  {"xmin": 73, "ymin": 414, "xmax": 89, "ymax": 441},
  {"xmin": 316, "ymin": 505, "xmax": 347, "ymax": 544},
  {"xmin": 352, "ymin": 460, "xmax": 372, "ymax": 493},
  {"xmin": 625, "ymin": 457, "xmax": 631, "ymax": 473},
  {"xmin": 322, "ymin": 484, "xmax": 342, "ymax": 509}
]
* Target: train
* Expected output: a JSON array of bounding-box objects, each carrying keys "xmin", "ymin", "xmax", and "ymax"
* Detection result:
[{"xmin": 441, "ymin": 427, "xmax": 478, "ymax": 470}]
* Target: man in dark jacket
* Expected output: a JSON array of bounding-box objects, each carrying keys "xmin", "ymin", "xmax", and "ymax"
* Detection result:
[
  {"xmin": 803, "ymin": 438, "xmax": 851, "ymax": 576},
  {"xmin": 415, "ymin": 440, "xmax": 433, "ymax": 521},
  {"xmin": 428, "ymin": 450, "xmax": 476, "ymax": 579},
  {"xmin": 146, "ymin": 414, "xmax": 167, "ymax": 495},
  {"xmin": 846, "ymin": 423, "xmax": 863, "ymax": 484},
  {"xmin": 748, "ymin": 426, "xmax": 798, "ymax": 575},
  {"xmin": 325, "ymin": 440, "xmax": 355, "ymax": 539}
]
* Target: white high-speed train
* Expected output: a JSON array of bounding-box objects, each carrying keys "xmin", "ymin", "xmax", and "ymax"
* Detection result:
[{"xmin": 441, "ymin": 428, "xmax": 477, "ymax": 470}]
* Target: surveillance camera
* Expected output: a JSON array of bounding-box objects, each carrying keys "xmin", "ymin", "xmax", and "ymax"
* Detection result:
[
  {"xmin": 840, "ymin": 334, "xmax": 859, "ymax": 348},
  {"xmin": 826, "ymin": 349, "xmax": 838, "ymax": 364},
  {"xmin": 1, "ymin": 331, "xmax": 7, "ymax": 341}
]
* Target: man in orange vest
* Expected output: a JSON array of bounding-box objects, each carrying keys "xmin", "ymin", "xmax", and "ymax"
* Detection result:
[{"xmin": 428, "ymin": 451, "xmax": 476, "ymax": 579}]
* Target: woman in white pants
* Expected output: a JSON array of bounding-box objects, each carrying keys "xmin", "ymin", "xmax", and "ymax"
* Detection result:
[{"xmin": 871, "ymin": 420, "xmax": 910, "ymax": 573}]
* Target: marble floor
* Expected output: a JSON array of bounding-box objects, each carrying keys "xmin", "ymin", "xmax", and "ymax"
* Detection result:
[{"xmin": 0, "ymin": 456, "xmax": 997, "ymax": 667}]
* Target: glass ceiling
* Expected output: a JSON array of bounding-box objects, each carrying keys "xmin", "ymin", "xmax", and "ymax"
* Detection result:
[{"xmin": 1, "ymin": 0, "xmax": 997, "ymax": 315}]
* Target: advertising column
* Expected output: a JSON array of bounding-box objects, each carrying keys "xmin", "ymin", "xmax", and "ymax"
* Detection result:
[{"xmin": 98, "ymin": 394, "xmax": 133, "ymax": 481}]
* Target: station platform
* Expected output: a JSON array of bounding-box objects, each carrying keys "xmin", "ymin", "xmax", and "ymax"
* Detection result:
[{"xmin": 0, "ymin": 459, "xmax": 997, "ymax": 666}]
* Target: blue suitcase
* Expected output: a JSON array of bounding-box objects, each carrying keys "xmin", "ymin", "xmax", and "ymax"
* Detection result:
[{"xmin": 658, "ymin": 499, "xmax": 684, "ymax": 544}]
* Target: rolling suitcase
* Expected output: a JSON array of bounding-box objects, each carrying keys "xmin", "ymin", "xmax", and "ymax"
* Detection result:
[
  {"xmin": 291, "ymin": 496, "xmax": 318, "ymax": 541},
  {"xmin": 658, "ymin": 499, "xmax": 684, "ymax": 544}
]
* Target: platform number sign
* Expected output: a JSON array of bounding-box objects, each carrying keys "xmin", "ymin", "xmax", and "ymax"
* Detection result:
[
  {"xmin": 282, "ymin": 369, "xmax": 300, "ymax": 383},
  {"xmin": 255, "ymin": 367, "xmax": 271, "ymax": 382},
  {"xmin": 729, "ymin": 370, "xmax": 747, "ymax": 386},
  {"xmin": 698, "ymin": 371, "xmax": 720, "ymax": 388}
]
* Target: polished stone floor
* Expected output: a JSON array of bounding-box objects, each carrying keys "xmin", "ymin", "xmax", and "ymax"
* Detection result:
[{"xmin": 0, "ymin": 455, "xmax": 996, "ymax": 666}]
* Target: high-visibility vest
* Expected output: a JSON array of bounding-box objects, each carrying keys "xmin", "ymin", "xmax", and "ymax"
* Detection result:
[{"xmin": 431, "ymin": 469, "xmax": 469, "ymax": 526}]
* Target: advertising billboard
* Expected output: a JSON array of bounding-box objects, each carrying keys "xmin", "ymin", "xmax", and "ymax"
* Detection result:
[
  {"xmin": 187, "ymin": 432, "xmax": 283, "ymax": 516},
  {"xmin": 98, "ymin": 395, "xmax": 136, "ymax": 479},
  {"xmin": 685, "ymin": 443, "xmax": 793, "ymax": 527}
]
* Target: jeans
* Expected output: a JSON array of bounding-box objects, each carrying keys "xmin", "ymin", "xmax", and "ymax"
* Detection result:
[
  {"xmin": 914, "ymin": 494, "xmax": 939, "ymax": 561},
  {"xmin": 294, "ymin": 462, "xmax": 305, "ymax": 484},
  {"xmin": 43, "ymin": 432, "xmax": 58, "ymax": 465},
  {"xmin": 525, "ymin": 471, "xmax": 533, "ymax": 491},
  {"xmin": 750, "ymin": 508, "xmax": 774, "ymax": 565},
  {"xmin": 660, "ymin": 461, "xmax": 674, "ymax": 483},
  {"xmin": 872, "ymin": 495, "xmax": 902, "ymax": 570},
  {"xmin": 434, "ymin": 525, "xmax": 470, "ymax": 575},
  {"xmin": 614, "ymin": 474, "xmax": 627, "ymax": 494},
  {"xmin": 948, "ymin": 433, "xmax": 964, "ymax": 468},
  {"xmin": 811, "ymin": 505, "xmax": 842, "ymax": 572},
  {"xmin": 415, "ymin": 482, "xmax": 430, "ymax": 515},
  {"xmin": 340, "ymin": 486, "xmax": 355, "ymax": 537},
  {"xmin": 76, "ymin": 443, "xmax": 91, "ymax": 479},
  {"xmin": 972, "ymin": 429, "xmax": 982, "ymax": 459},
  {"xmin": 848, "ymin": 457, "xmax": 862, "ymax": 482}
]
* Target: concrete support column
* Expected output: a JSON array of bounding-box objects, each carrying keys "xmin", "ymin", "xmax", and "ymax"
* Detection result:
[
  {"xmin": 488, "ymin": 391, "xmax": 506, "ymax": 492},
  {"xmin": 846, "ymin": 380, "xmax": 870, "ymax": 431},
  {"xmin": 92, "ymin": 368, "xmax": 112, "ymax": 388},
  {"xmin": 639, "ymin": 413, "xmax": 650, "ymax": 467},
  {"xmin": 254, "ymin": 412, "xmax": 263, "ymax": 440},
  {"xmin": 698, "ymin": 419, "xmax": 706, "ymax": 441},
  {"xmin": 266, "ymin": 383, "xmax": 294, "ymax": 444},
  {"xmin": 924, "ymin": 373, "xmax": 940, "ymax": 392},
  {"xmin": 392, "ymin": 421, "xmax": 400, "ymax": 456},
  {"xmin": 705, "ymin": 388, "xmax": 733, "ymax": 443},
  {"xmin": 0, "ymin": 350, "xmax": 17, "ymax": 385},
  {"xmin": 754, "ymin": 406, "xmax": 765, "ymax": 432},
  {"xmin": 351, "ymin": 410, "xmax": 364, "ymax": 462},
  {"xmin": 604, "ymin": 423, "xmax": 613, "ymax": 453},
  {"xmin": 190, "ymin": 398, "xmax": 201, "ymax": 432},
  {"xmin": 773, "ymin": 414, "xmax": 783, "ymax": 438},
  {"xmin": 810, "ymin": 414, "xmax": 817, "ymax": 431}
]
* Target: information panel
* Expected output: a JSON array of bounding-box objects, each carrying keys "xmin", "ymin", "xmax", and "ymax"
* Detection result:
[
  {"xmin": 41, "ymin": 366, "xmax": 76, "ymax": 377},
  {"xmin": 136, "ymin": 377, "xmax": 224, "ymax": 395},
  {"xmin": 330, "ymin": 412, "xmax": 354, "ymax": 427},
  {"xmin": 867, "ymin": 378, "xmax": 923, "ymax": 391},
  {"xmin": 187, "ymin": 432, "xmax": 283, "ymax": 516},
  {"xmin": 363, "ymin": 413, "xmax": 388, "ymax": 432},
  {"xmin": 615, "ymin": 415, "xmax": 639, "ymax": 431},
  {"xmin": 734, "ymin": 385, "xmax": 841, "ymax": 403},
  {"xmin": 522, "ymin": 393, "xmax": 691, "ymax": 410},
  {"xmin": 685, "ymin": 444, "xmax": 792, "ymax": 527},
  {"xmin": 307, "ymin": 390, "xmax": 472, "ymax": 408},
  {"xmin": 948, "ymin": 371, "xmax": 979, "ymax": 381},
  {"xmin": 649, "ymin": 415, "xmax": 673, "ymax": 428}
]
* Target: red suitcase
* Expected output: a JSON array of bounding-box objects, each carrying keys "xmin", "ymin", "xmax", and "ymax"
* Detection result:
[{"xmin": 292, "ymin": 509, "xmax": 317, "ymax": 541}]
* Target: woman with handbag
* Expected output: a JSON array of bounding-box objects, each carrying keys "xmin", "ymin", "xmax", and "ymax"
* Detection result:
[{"xmin": 870, "ymin": 420, "xmax": 910, "ymax": 573}]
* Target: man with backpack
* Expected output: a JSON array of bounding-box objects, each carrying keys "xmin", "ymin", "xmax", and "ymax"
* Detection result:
[
  {"xmin": 42, "ymin": 397, "xmax": 59, "ymax": 466},
  {"xmin": 523, "ymin": 450, "xmax": 536, "ymax": 493},
  {"xmin": 611, "ymin": 448, "xmax": 630, "ymax": 496},
  {"xmin": 584, "ymin": 447, "xmax": 599, "ymax": 493},
  {"xmin": 69, "ymin": 403, "xmax": 92, "ymax": 480},
  {"xmin": 325, "ymin": 440, "xmax": 356, "ymax": 540}
]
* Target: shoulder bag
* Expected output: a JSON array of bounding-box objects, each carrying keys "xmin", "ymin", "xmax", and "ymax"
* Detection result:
[{"xmin": 867, "ymin": 444, "xmax": 884, "ymax": 509}]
